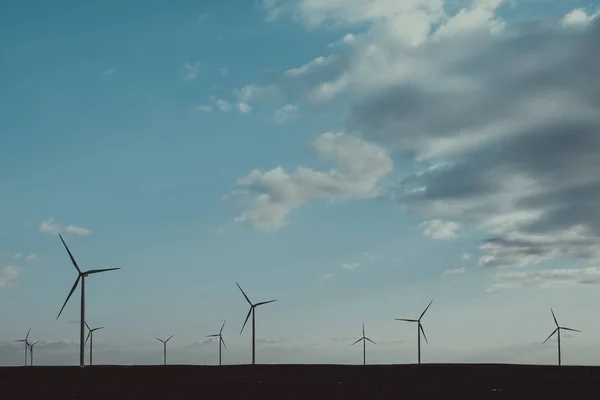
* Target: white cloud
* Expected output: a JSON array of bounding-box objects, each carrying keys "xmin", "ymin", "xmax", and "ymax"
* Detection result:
[
  {"xmin": 329, "ymin": 33, "xmax": 357, "ymax": 47},
  {"xmin": 273, "ymin": 104, "xmax": 299, "ymax": 123},
  {"xmin": 0, "ymin": 266, "xmax": 22, "ymax": 289},
  {"xmin": 237, "ymin": 102, "xmax": 252, "ymax": 114},
  {"xmin": 442, "ymin": 267, "xmax": 466, "ymax": 276},
  {"xmin": 251, "ymin": 4, "xmax": 600, "ymax": 270},
  {"xmin": 487, "ymin": 267, "xmax": 600, "ymax": 292},
  {"xmin": 231, "ymin": 132, "xmax": 393, "ymax": 230},
  {"xmin": 39, "ymin": 217, "xmax": 91, "ymax": 237},
  {"xmin": 13, "ymin": 253, "xmax": 37, "ymax": 262},
  {"xmin": 363, "ymin": 251, "xmax": 375, "ymax": 260},
  {"xmin": 561, "ymin": 8, "xmax": 600, "ymax": 27},
  {"xmin": 196, "ymin": 104, "xmax": 213, "ymax": 113},
  {"xmin": 319, "ymin": 272, "xmax": 334, "ymax": 280},
  {"xmin": 183, "ymin": 61, "xmax": 201, "ymax": 81},
  {"xmin": 341, "ymin": 262, "xmax": 360, "ymax": 270},
  {"xmin": 461, "ymin": 252, "xmax": 472, "ymax": 260},
  {"xmin": 214, "ymin": 98, "xmax": 232, "ymax": 112},
  {"xmin": 420, "ymin": 219, "xmax": 460, "ymax": 239}
]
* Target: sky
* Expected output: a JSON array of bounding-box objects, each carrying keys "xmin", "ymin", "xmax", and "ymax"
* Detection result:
[{"xmin": 1, "ymin": 0, "xmax": 600, "ymax": 367}]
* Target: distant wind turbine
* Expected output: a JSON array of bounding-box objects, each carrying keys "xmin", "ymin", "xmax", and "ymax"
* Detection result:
[
  {"xmin": 84, "ymin": 321, "xmax": 104, "ymax": 366},
  {"xmin": 14, "ymin": 328, "xmax": 31, "ymax": 366},
  {"xmin": 28, "ymin": 340, "xmax": 40, "ymax": 366},
  {"xmin": 351, "ymin": 323, "xmax": 376, "ymax": 365},
  {"xmin": 237, "ymin": 282, "xmax": 277, "ymax": 365},
  {"xmin": 395, "ymin": 300, "xmax": 433, "ymax": 364},
  {"xmin": 206, "ymin": 320, "xmax": 227, "ymax": 366},
  {"xmin": 155, "ymin": 335, "xmax": 174, "ymax": 365},
  {"xmin": 55, "ymin": 233, "xmax": 121, "ymax": 368},
  {"xmin": 542, "ymin": 308, "xmax": 581, "ymax": 366}
]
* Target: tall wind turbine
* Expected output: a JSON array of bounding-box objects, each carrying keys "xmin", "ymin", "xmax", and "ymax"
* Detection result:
[
  {"xmin": 351, "ymin": 323, "xmax": 376, "ymax": 365},
  {"xmin": 237, "ymin": 282, "xmax": 277, "ymax": 365},
  {"xmin": 28, "ymin": 340, "xmax": 40, "ymax": 366},
  {"xmin": 55, "ymin": 233, "xmax": 121, "ymax": 368},
  {"xmin": 542, "ymin": 308, "xmax": 581, "ymax": 366},
  {"xmin": 84, "ymin": 321, "xmax": 104, "ymax": 366},
  {"xmin": 155, "ymin": 335, "xmax": 174, "ymax": 365},
  {"xmin": 206, "ymin": 320, "xmax": 227, "ymax": 366},
  {"xmin": 395, "ymin": 300, "xmax": 433, "ymax": 364},
  {"xmin": 14, "ymin": 328, "xmax": 31, "ymax": 366}
]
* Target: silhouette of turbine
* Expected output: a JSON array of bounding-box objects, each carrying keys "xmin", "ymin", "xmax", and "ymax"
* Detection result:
[
  {"xmin": 28, "ymin": 340, "xmax": 40, "ymax": 366},
  {"xmin": 84, "ymin": 321, "xmax": 104, "ymax": 366},
  {"xmin": 155, "ymin": 335, "xmax": 174, "ymax": 365},
  {"xmin": 237, "ymin": 282, "xmax": 276, "ymax": 365},
  {"xmin": 14, "ymin": 328, "xmax": 31, "ymax": 366},
  {"xmin": 395, "ymin": 300, "xmax": 433, "ymax": 364},
  {"xmin": 206, "ymin": 320, "xmax": 227, "ymax": 366},
  {"xmin": 56, "ymin": 233, "xmax": 121, "ymax": 368},
  {"xmin": 542, "ymin": 308, "xmax": 581, "ymax": 366},
  {"xmin": 351, "ymin": 323, "xmax": 376, "ymax": 365}
]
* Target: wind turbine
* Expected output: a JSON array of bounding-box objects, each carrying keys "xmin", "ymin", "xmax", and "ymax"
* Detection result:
[
  {"xmin": 351, "ymin": 323, "xmax": 376, "ymax": 365},
  {"xmin": 395, "ymin": 300, "xmax": 433, "ymax": 364},
  {"xmin": 542, "ymin": 308, "xmax": 581, "ymax": 366},
  {"xmin": 28, "ymin": 340, "xmax": 41, "ymax": 366},
  {"xmin": 84, "ymin": 321, "xmax": 104, "ymax": 366},
  {"xmin": 155, "ymin": 335, "xmax": 174, "ymax": 365},
  {"xmin": 14, "ymin": 328, "xmax": 31, "ymax": 366},
  {"xmin": 55, "ymin": 233, "xmax": 121, "ymax": 368},
  {"xmin": 206, "ymin": 320, "xmax": 227, "ymax": 366},
  {"xmin": 237, "ymin": 282, "xmax": 277, "ymax": 365}
]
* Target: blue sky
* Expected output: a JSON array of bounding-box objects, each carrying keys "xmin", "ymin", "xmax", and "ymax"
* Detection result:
[{"xmin": 2, "ymin": 0, "xmax": 600, "ymax": 366}]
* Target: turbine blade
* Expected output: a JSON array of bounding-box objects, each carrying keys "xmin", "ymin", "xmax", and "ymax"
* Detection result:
[
  {"xmin": 56, "ymin": 276, "xmax": 81, "ymax": 320},
  {"xmin": 85, "ymin": 331, "xmax": 91, "ymax": 345},
  {"xmin": 419, "ymin": 300, "xmax": 433, "ymax": 320},
  {"xmin": 85, "ymin": 267, "xmax": 121, "ymax": 275},
  {"xmin": 240, "ymin": 307, "xmax": 252, "ymax": 335},
  {"xmin": 206, "ymin": 334, "xmax": 219, "ymax": 337},
  {"xmin": 85, "ymin": 321, "xmax": 91, "ymax": 331},
  {"xmin": 365, "ymin": 338, "xmax": 376, "ymax": 345},
  {"xmin": 362, "ymin": 323, "xmax": 365, "ymax": 337},
  {"xmin": 420, "ymin": 323, "xmax": 429, "ymax": 344},
  {"xmin": 395, "ymin": 318, "xmax": 418, "ymax": 322},
  {"xmin": 155, "ymin": 337, "xmax": 164, "ymax": 343},
  {"xmin": 32, "ymin": 340, "xmax": 40, "ymax": 346},
  {"xmin": 26, "ymin": 328, "xmax": 31, "ymax": 340},
  {"xmin": 220, "ymin": 320, "xmax": 226, "ymax": 335},
  {"xmin": 166, "ymin": 335, "xmax": 174, "ymax": 342},
  {"xmin": 236, "ymin": 282, "xmax": 252, "ymax": 305},
  {"xmin": 551, "ymin": 308, "xmax": 558, "ymax": 327},
  {"xmin": 15, "ymin": 340, "xmax": 25, "ymax": 342},
  {"xmin": 561, "ymin": 327, "xmax": 581, "ymax": 333},
  {"xmin": 59, "ymin": 233, "xmax": 82, "ymax": 274},
  {"xmin": 255, "ymin": 299, "xmax": 277, "ymax": 307},
  {"xmin": 94, "ymin": 327, "xmax": 105, "ymax": 331},
  {"xmin": 543, "ymin": 328, "xmax": 558, "ymax": 344},
  {"xmin": 351, "ymin": 338, "xmax": 362, "ymax": 346},
  {"xmin": 221, "ymin": 336, "xmax": 227, "ymax": 348}
]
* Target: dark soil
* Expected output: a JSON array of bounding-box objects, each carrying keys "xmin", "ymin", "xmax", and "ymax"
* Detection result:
[{"xmin": 0, "ymin": 363, "xmax": 597, "ymax": 399}]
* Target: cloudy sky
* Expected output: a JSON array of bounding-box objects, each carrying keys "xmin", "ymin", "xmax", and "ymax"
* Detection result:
[{"xmin": 1, "ymin": 0, "xmax": 600, "ymax": 367}]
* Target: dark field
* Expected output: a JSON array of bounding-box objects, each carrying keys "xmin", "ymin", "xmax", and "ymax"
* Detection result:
[{"xmin": 1, "ymin": 363, "xmax": 598, "ymax": 399}]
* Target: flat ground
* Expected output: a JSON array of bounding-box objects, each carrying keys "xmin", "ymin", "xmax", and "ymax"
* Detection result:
[{"xmin": 0, "ymin": 364, "xmax": 597, "ymax": 399}]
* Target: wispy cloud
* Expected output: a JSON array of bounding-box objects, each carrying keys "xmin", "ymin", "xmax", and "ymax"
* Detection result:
[
  {"xmin": 13, "ymin": 253, "xmax": 38, "ymax": 262},
  {"xmin": 273, "ymin": 104, "xmax": 299, "ymax": 123},
  {"xmin": 442, "ymin": 267, "xmax": 466, "ymax": 276},
  {"xmin": 319, "ymin": 272, "xmax": 334, "ymax": 280},
  {"xmin": 101, "ymin": 68, "xmax": 114, "ymax": 77},
  {"xmin": 341, "ymin": 262, "xmax": 360, "ymax": 270},
  {"xmin": 183, "ymin": 61, "xmax": 201, "ymax": 81},
  {"xmin": 363, "ymin": 252, "xmax": 375, "ymax": 260},
  {"xmin": 420, "ymin": 219, "xmax": 460, "ymax": 240},
  {"xmin": 0, "ymin": 266, "xmax": 22, "ymax": 290},
  {"xmin": 39, "ymin": 217, "xmax": 91, "ymax": 237},
  {"xmin": 213, "ymin": 98, "xmax": 232, "ymax": 112},
  {"xmin": 487, "ymin": 267, "xmax": 600, "ymax": 292},
  {"xmin": 461, "ymin": 253, "xmax": 473, "ymax": 260},
  {"xmin": 196, "ymin": 104, "xmax": 213, "ymax": 113}
]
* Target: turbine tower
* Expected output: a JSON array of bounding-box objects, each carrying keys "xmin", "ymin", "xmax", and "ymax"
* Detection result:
[
  {"xmin": 395, "ymin": 300, "xmax": 433, "ymax": 364},
  {"xmin": 542, "ymin": 308, "xmax": 581, "ymax": 366},
  {"xmin": 55, "ymin": 233, "xmax": 121, "ymax": 368},
  {"xmin": 237, "ymin": 282, "xmax": 277, "ymax": 365},
  {"xmin": 155, "ymin": 335, "xmax": 174, "ymax": 365},
  {"xmin": 14, "ymin": 328, "xmax": 31, "ymax": 366},
  {"xmin": 206, "ymin": 320, "xmax": 227, "ymax": 366},
  {"xmin": 28, "ymin": 340, "xmax": 40, "ymax": 366},
  {"xmin": 84, "ymin": 321, "xmax": 104, "ymax": 366},
  {"xmin": 351, "ymin": 323, "xmax": 376, "ymax": 365}
]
